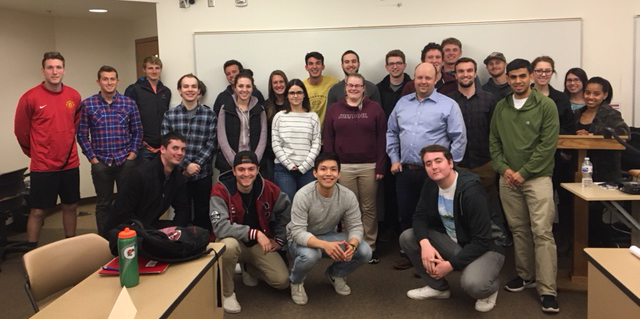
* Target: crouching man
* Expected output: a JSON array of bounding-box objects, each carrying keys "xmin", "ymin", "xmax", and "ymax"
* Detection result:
[
  {"xmin": 286, "ymin": 152, "xmax": 372, "ymax": 305},
  {"xmin": 399, "ymin": 145, "xmax": 505, "ymax": 312},
  {"xmin": 210, "ymin": 151, "xmax": 291, "ymax": 314}
]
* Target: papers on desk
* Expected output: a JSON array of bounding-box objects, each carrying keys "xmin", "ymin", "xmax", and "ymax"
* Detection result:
[
  {"xmin": 99, "ymin": 256, "xmax": 170, "ymax": 275},
  {"xmin": 108, "ymin": 287, "xmax": 137, "ymax": 319}
]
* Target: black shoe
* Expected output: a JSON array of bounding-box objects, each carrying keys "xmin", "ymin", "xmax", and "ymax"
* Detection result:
[
  {"xmin": 368, "ymin": 251, "xmax": 380, "ymax": 264},
  {"xmin": 393, "ymin": 256, "xmax": 412, "ymax": 270},
  {"xmin": 540, "ymin": 295, "xmax": 560, "ymax": 313},
  {"xmin": 504, "ymin": 276, "xmax": 536, "ymax": 292}
]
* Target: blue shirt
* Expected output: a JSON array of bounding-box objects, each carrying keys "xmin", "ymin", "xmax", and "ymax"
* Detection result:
[
  {"xmin": 386, "ymin": 91, "xmax": 467, "ymax": 164},
  {"xmin": 161, "ymin": 103, "xmax": 216, "ymax": 181},
  {"xmin": 77, "ymin": 92, "xmax": 143, "ymax": 166}
]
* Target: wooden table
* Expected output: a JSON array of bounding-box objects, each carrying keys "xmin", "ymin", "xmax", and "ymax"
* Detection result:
[
  {"xmin": 561, "ymin": 183, "xmax": 640, "ymax": 289},
  {"xmin": 30, "ymin": 243, "xmax": 225, "ymax": 319},
  {"xmin": 583, "ymin": 248, "xmax": 640, "ymax": 318}
]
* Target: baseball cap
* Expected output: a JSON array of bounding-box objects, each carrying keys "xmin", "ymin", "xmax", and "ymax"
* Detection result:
[
  {"xmin": 483, "ymin": 52, "xmax": 507, "ymax": 65},
  {"xmin": 233, "ymin": 151, "xmax": 259, "ymax": 167}
]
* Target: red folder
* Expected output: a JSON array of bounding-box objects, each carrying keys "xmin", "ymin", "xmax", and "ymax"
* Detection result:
[{"xmin": 99, "ymin": 256, "xmax": 169, "ymax": 275}]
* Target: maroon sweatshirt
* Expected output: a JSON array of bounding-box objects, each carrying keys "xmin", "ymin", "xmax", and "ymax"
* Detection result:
[{"xmin": 323, "ymin": 97, "xmax": 387, "ymax": 175}]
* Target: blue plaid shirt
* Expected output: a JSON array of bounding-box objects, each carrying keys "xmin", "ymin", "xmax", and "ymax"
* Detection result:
[
  {"xmin": 77, "ymin": 92, "xmax": 143, "ymax": 166},
  {"xmin": 161, "ymin": 103, "xmax": 216, "ymax": 181}
]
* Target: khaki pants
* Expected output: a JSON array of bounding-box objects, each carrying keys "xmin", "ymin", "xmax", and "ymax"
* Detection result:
[
  {"xmin": 499, "ymin": 176, "xmax": 557, "ymax": 296},
  {"xmin": 219, "ymin": 237, "xmax": 289, "ymax": 297},
  {"xmin": 339, "ymin": 163, "xmax": 378, "ymax": 250}
]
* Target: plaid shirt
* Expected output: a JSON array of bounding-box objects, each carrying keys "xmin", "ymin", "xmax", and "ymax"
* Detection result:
[
  {"xmin": 77, "ymin": 92, "xmax": 143, "ymax": 166},
  {"xmin": 447, "ymin": 88, "xmax": 497, "ymax": 168},
  {"xmin": 161, "ymin": 103, "xmax": 216, "ymax": 181}
]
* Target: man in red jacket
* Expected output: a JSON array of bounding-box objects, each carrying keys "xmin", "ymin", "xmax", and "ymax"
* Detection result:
[{"xmin": 14, "ymin": 52, "xmax": 81, "ymax": 247}]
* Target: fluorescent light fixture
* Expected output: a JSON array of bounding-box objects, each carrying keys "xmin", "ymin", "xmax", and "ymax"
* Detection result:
[{"xmin": 89, "ymin": 9, "xmax": 108, "ymax": 13}]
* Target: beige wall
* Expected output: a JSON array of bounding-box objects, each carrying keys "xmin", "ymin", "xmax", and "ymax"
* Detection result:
[
  {"xmin": 0, "ymin": 7, "xmax": 157, "ymax": 199},
  {"xmin": 153, "ymin": 0, "xmax": 639, "ymax": 125}
]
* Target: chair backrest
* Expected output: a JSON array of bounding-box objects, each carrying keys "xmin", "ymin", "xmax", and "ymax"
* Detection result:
[
  {"xmin": 22, "ymin": 233, "xmax": 113, "ymax": 308},
  {"xmin": 0, "ymin": 167, "xmax": 27, "ymax": 200}
]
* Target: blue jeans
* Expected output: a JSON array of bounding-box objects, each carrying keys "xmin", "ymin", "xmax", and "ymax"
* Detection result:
[
  {"xmin": 287, "ymin": 232, "xmax": 372, "ymax": 283},
  {"xmin": 274, "ymin": 163, "xmax": 315, "ymax": 201}
]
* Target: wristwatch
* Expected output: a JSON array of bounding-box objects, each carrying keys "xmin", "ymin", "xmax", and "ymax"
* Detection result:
[{"xmin": 348, "ymin": 243, "xmax": 358, "ymax": 252}]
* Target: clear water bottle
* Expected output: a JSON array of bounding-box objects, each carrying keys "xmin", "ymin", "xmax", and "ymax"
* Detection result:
[{"xmin": 581, "ymin": 157, "xmax": 593, "ymax": 188}]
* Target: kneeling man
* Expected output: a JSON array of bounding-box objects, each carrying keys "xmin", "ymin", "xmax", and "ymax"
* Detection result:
[
  {"xmin": 399, "ymin": 145, "xmax": 505, "ymax": 312},
  {"xmin": 286, "ymin": 152, "xmax": 372, "ymax": 305},
  {"xmin": 210, "ymin": 151, "xmax": 291, "ymax": 314}
]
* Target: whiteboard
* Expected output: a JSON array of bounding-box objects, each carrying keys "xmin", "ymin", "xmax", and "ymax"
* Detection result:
[
  {"xmin": 194, "ymin": 18, "xmax": 581, "ymax": 107},
  {"xmin": 635, "ymin": 15, "xmax": 640, "ymax": 126}
]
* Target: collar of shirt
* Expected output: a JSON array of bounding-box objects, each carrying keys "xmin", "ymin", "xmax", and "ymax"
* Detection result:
[{"xmin": 410, "ymin": 90, "xmax": 441, "ymax": 104}]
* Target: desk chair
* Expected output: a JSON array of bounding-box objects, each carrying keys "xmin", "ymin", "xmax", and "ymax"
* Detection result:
[
  {"xmin": 22, "ymin": 233, "xmax": 114, "ymax": 312},
  {"xmin": 0, "ymin": 167, "xmax": 30, "ymax": 270}
]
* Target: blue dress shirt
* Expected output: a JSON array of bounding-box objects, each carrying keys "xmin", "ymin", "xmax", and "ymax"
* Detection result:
[{"xmin": 386, "ymin": 91, "xmax": 467, "ymax": 164}]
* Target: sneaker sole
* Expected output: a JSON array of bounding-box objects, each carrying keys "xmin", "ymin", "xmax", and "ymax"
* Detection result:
[
  {"xmin": 224, "ymin": 307, "xmax": 241, "ymax": 314},
  {"xmin": 542, "ymin": 306, "xmax": 560, "ymax": 313},
  {"xmin": 407, "ymin": 291, "xmax": 451, "ymax": 300},
  {"xmin": 504, "ymin": 282, "xmax": 536, "ymax": 292}
]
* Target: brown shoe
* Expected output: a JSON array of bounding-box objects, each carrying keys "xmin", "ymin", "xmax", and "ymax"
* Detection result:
[{"xmin": 393, "ymin": 256, "xmax": 413, "ymax": 270}]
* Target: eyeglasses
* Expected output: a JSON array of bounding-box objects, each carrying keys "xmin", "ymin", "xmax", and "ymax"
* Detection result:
[
  {"xmin": 346, "ymin": 84, "xmax": 364, "ymax": 89},
  {"xmin": 533, "ymin": 69, "xmax": 553, "ymax": 75},
  {"xmin": 288, "ymin": 91, "xmax": 304, "ymax": 96},
  {"xmin": 565, "ymin": 78, "xmax": 581, "ymax": 83},
  {"xmin": 386, "ymin": 62, "xmax": 405, "ymax": 67}
]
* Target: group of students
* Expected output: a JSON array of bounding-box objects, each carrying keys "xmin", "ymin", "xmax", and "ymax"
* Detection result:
[{"xmin": 14, "ymin": 34, "xmax": 631, "ymax": 316}]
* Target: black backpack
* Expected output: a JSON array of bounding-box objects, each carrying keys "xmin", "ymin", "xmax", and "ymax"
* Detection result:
[{"xmin": 108, "ymin": 220, "xmax": 213, "ymax": 263}]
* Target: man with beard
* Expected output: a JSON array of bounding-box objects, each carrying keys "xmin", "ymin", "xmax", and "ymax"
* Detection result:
[
  {"xmin": 482, "ymin": 52, "xmax": 511, "ymax": 100},
  {"xmin": 326, "ymin": 50, "xmax": 382, "ymax": 109},
  {"xmin": 489, "ymin": 58, "xmax": 559, "ymax": 313},
  {"xmin": 447, "ymin": 58, "xmax": 509, "ymax": 246}
]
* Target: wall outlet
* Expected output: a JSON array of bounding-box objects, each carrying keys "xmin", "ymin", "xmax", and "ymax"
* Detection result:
[{"xmin": 208, "ymin": 0, "xmax": 215, "ymax": 7}]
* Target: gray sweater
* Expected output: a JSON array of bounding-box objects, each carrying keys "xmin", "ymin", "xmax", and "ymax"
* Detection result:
[{"xmin": 286, "ymin": 181, "xmax": 364, "ymax": 246}]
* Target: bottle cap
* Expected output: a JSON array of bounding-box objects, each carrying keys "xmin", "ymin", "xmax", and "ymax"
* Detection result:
[
  {"xmin": 118, "ymin": 227, "xmax": 137, "ymax": 238},
  {"xmin": 584, "ymin": 157, "xmax": 590, "ymax": 160}
]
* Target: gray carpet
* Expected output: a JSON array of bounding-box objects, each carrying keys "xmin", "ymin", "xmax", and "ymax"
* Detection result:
[{"xmin": 1, "ymin": 208, "xmax": 587, "ymax": 318}]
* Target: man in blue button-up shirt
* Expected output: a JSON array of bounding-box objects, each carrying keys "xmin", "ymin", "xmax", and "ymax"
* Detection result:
[
  {"xmin": 386, "ymin": 62, "xmax": 466, "ymax": 269},
  {"xmin": 77, "ymin": 65, "xmax": 143, "ymax": 236}
]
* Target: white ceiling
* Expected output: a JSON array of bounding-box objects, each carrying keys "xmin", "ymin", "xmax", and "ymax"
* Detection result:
[{"xmin": 0, "ymin": 0, "xmax": 155, "ymax": 21}]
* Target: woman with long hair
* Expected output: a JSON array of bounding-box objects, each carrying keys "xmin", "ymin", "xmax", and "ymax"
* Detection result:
[
  {"xmin": 575, "ymin": 77, "xmax": 629, "ymax": 246},
  {"xmin": 216, "ymin": 70, "xmax": 267, "ymax": 174},
  {"xmin": 271, "ymin": 79, "xmax": 321, "ymax": 200},
  {"xmin": 563, "ymin": 67, "xmax": 588, "ymax": 111},
  {"xmin": 262, "ymin": 70, "xmax": 289, "ymax": 181}
]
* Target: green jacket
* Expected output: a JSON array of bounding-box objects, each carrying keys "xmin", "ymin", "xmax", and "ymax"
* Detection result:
[{"xmin": 489, "ymin": 89, "xmax": 559, "ymax": 180}]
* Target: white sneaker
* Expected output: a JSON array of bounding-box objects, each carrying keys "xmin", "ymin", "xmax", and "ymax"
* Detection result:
[
  {"xmin": 234, "ymin": 263, "xmax": 242, "ymax": 275},
  {"xmin": 406, "ymin": 285, "xmax": 450, "ymax": 300},
  {"xmin": 242, "ymin": 270, "xmax": 258, "ymax": 287},
  {"xmin": 326, "ymin": 270, "xmax": 351, "ymax": 296},
  {"xmin": 223, "ymin": 293, "xmax": 241, "ymax": 313},
  {"xmin": 291, "ymin": 282, "xmax": 308, "ymax": 305},
  {"xmin": 475, "ymin": 290, "xmax": 499, "ymax": 312}
]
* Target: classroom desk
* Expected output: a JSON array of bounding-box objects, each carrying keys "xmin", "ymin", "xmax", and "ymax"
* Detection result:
[
  {"xmin": 30, "ymin": 243, "xmax": 225, "ymax": 319},
  {"xmin": 583, "ymin": 248, "xmax": 640, "ymax": 319},
  {"xmin": 561, "ymin": 183, "xmax": 640, "ymax": 289}
]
